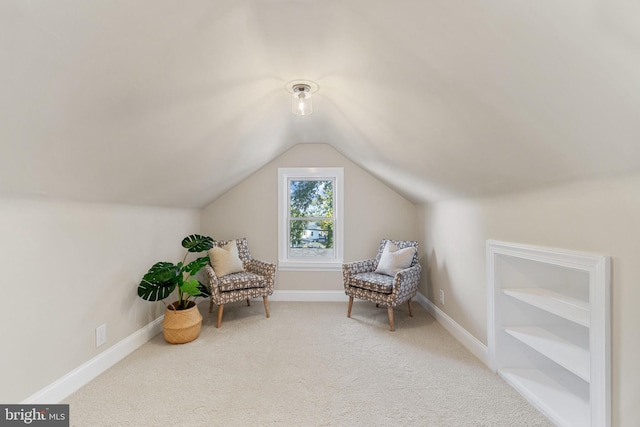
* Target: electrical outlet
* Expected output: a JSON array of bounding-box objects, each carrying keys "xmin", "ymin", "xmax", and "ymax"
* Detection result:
[
  {"xmin": 96, "ymin": 324, "xmax": 107, "ymax": 348},
  {"xmin": 439, "ymin": 289, "xmax": 445, "ymax": 305}
]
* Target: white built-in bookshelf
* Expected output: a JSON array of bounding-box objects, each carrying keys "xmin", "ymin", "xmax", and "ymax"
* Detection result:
[{"xmin": 487, "ymin": 240, "xmax": 610, "ymax": 427}]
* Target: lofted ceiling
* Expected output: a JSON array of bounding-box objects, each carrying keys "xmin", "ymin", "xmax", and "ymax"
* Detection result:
[{"xmin": 1, "ymin": 0, "xmax": 640, "ymax": 208}]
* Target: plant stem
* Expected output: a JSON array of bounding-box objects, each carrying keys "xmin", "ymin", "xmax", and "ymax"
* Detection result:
[{"xmin": 179, "ymin": 250, "xmax": 189, "ymax": 309}]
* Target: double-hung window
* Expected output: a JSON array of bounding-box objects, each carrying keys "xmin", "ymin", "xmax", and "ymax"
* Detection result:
[{"xmin": 278, "ymin": 167, "xmax": 343, "ymax": 271}]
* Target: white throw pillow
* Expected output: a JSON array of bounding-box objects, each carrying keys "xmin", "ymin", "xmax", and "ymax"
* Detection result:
[
  {"xmin": 208, "ymin": 240, "xmax": 244, "ymax": 277},
  {"xmin": 375, "ymin": 241, "xmax": 416, "ymax": 277}
]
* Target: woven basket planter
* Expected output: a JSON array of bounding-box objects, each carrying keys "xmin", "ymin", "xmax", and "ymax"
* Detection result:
[{"xmin": 162, "ymin": 301, "xmax": 203, "ymax": 344}]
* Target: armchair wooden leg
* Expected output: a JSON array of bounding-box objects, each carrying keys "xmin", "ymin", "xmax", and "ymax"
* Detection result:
[
  {"xmin": 246, "ymin": 299, "xmax": 251, "ymax": 306},
  {"xmin": 217, "ymin": 304, "xmax": 224, "ymax": 328},
  {"xmin": 408, "ymin": 298, "xmax": 414, "ymax": 317},
  {"xmin": 347, "ymin": 296, "xmax": 354, "ymax": 318},
  {"xmin": 263, "ymin": 296, "xmax": 270, "ymax": 318},
  {"xmin": 387, "ymin": 307, "xmax": 395, "ymax": 332},
  {"xmin": 209, "ymin": 300, "xmax": 214, "ymax": 314}
]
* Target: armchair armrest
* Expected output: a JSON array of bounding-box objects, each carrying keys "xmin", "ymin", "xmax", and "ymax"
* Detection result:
[
  {"xmin": 245, "ymin": 259, "xmax": 276, "ymax": 278},
  {"xmin": 392, "ymin": 264, "xmax": 422, "ymax": 296},
  {"xmin": 204, "ymin": 264, "xmax": 223, "ymax": 296},
  {"xmin": 342, "ymin": 258, "xmax": 377, "ymax": 276}
]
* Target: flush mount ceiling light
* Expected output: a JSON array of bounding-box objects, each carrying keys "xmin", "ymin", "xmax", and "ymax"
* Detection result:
[{"xmin": 286, "ymin": 80, "xmax": 319, "ymax": 116}]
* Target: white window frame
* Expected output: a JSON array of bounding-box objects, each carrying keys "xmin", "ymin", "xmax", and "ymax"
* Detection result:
[{"xmin": 278, "ymin": 167, "xmax": 344, "ymax": 271}]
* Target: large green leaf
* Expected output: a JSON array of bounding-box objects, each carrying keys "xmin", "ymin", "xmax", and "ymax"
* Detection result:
[
  {"xmin": 181, "ymin": 234, "xmax": 214, "ymax": 253},
  {"xmin": 183, "ymin": 256, "xmax": 210, "ymax": 276},
  {"xmin": 180, "ymin": 279, "xmax": 203, "ymax": 297},
  {"xmin": 138, "ymin": 279, "xmax": 176, "ymax": 302},
  {"xmin": 138, "ymin": 262, "xmax": 180, "ymax": 302},
  {"xmin": 143, "ymin": 262, "xmax": 180, "ymax": 284}
]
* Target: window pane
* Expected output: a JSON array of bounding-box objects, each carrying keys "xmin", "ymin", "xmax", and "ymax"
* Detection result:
[
  {"xmin": 289, "ymin": 180, "xmax": 333, "ymax": 218},
  {"xmin": 289, "ymin": 220, "xmax": 335, "ymax": 258}
]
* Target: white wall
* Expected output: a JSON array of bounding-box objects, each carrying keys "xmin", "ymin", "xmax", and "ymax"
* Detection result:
[
  {"xmin": 201, "ymin": 143, "xmax": 419, "ymax": 291},
  {"xmin": 420, "ymin": 172, "xmax": 640, "ymax": 426},
  {"xmin": 0, "ymin": 196, "xmax": 200, "ymax": 403}
]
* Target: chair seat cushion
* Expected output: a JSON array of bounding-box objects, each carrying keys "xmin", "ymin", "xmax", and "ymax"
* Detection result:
[
  {"xmin": 350, "ymin": 272, "xmax": 394, "ymax": 294},
  {"xmin": 218, "ymin": 272, "xmax": 267, "ymax": 292}
]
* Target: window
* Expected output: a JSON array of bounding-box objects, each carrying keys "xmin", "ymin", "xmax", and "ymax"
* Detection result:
[{"xmin": 278, "ymin": 167, "xmax": 343, "ymax": 271}]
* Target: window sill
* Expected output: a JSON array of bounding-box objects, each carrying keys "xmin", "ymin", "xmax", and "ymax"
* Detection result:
[{"xmin": 278, "ymin": 260, "xmax": 343, "ymax": 272}]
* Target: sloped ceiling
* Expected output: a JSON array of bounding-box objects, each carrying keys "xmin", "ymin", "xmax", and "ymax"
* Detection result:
[{"xmin": 2, "ymin": 0, "xmax": 640, "ymax": 207}]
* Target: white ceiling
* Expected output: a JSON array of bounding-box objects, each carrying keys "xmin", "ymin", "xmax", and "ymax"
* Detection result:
[{"xmin": 2, "ymin": 0, "xmax": 640, "ymax": 207}]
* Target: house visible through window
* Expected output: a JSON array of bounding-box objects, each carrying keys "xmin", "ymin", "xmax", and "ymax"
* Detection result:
[{"xmin": 278, "ymin": 168, "xmax": 343, "ymax": 271}]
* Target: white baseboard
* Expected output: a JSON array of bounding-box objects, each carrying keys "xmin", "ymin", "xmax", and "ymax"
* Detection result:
[
  {"xmin": 22, "ymin": 316, "xmax": 164, "ymax": 404},
  {"xmin": 270, "ymin": 290, "xmax": 350, "ymax": 302},
  {"xmin": 415, "ymin": 292, "xmax": 489, "ymax": 366}
]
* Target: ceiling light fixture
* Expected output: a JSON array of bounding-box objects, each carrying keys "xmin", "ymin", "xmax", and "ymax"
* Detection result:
[{"xmin": 286, "ymin": 80, "xmax": 318, "ymax": 116}]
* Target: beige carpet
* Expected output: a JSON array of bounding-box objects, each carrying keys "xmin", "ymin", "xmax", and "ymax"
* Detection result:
[{"xmin": 65, "ymin": 301, "xmax": 552, "ymax": 426}]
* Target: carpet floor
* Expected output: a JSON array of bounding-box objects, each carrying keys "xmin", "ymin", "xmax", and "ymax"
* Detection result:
[{"xmin": 65, "ymin": 301, "xmax": 552, "ymax": 426}]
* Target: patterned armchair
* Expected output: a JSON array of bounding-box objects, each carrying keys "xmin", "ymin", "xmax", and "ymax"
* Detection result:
[
  {"xmin": 204, "ymin": 238, "xmax": 276, "ymax": 328},
  {"xmin": 343, "ymin": 239, "xmax": 421, "ymax": 331}
]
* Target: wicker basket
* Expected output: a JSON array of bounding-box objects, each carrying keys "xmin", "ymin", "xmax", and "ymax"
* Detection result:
[{"xmin": 162, "ymin": 301, "xmax": 203, "ymax": 344}]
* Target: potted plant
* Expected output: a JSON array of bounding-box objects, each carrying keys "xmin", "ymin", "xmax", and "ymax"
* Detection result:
[{"xmin": 137, "ymin": 234, "xmax": 214, "ymax": 344}]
